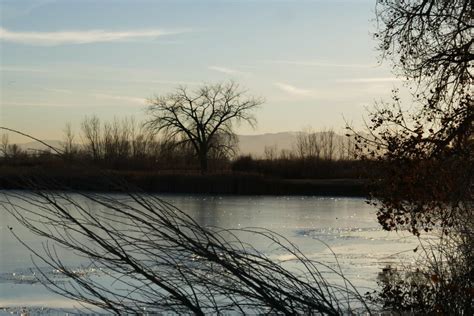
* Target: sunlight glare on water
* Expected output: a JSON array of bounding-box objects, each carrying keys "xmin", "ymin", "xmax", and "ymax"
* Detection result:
[{"xmin": 0, "ymin": 192, "xmax": 420, "ymax": 312}]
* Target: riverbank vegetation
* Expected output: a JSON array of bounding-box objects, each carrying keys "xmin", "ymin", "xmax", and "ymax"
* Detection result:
[{"xmin": 0, "ymin": 117, "xmax": 372, "ymax": 195}]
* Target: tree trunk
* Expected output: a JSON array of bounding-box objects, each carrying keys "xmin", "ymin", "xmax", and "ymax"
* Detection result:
[{"xmin": 198, "ymin": 147, "xmax": 208, "ymax": 173}]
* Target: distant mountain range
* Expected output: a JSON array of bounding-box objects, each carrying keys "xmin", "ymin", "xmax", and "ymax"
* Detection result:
[
  {"xmin": 14, "ymin": 132, "xmax": 347, "ymax": 158},
  {"xmin": 237, "ymin": 132, "xmax": 299, "ymax": 157}
]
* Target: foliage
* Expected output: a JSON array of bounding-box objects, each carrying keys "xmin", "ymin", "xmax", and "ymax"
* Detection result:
[
  {"xmin": 355, "ymin": 0, "xmax": 473, "ymax": 235},
  {"xmin": 353, "ymin": 0, "xmax": 473, "ymax": 313}
]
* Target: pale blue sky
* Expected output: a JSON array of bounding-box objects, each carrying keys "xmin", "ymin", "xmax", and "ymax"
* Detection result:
[{"xmin": 0, "ymin": 0, "xmax": 401, "ymax": 142}]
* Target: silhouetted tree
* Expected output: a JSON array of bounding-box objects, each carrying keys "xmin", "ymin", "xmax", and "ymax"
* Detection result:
[
  {"xmin": 61, "ymin": 123, "xmax": 78, "ymax": 160},
  {"xmin": 320, "ymin": 129, "xmax": 336, "ymax": 161},
  {"xmin": 338, "ymin": 134, "xmax": 356, "ymax": 161},
  {"xmin": 295, "ymin": 127, "xmax": 321, "ymax": 160},
  {"xmin": 1, "ymin": 133, "xmax": 10, "ymax": 158},
  {"xmin": 0, "ymin": 133, "xmax": 26, "ymax": 161},
  {"xmin": 145, "ymin": 82, "xmax": 263, "ymax": 172},
  {"xmin": 362, "ymin": 0, "xmax": 473, "ymax": 236},
  {"xmin": 81, "ymin": 115, "xmax": 103, "ymax": 161},
  {"xmin": 353, "ymin": 0, "xmax": 473, "ymax": 313}
]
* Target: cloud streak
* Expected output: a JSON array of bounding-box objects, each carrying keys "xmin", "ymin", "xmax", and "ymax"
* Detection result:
[
  {"xmin": 266, "ymin": 60, "xmax": 375, "ymax": 68},
  {"xmin": 2, "ymin": 93, "xmax": 146, "ymax": 108},
  {"xmin": 0, "ymin": 66, "xmax": 52, "ymax": 73},
  {"xmin": 336, "ymin": 77, "xmax": 402, "ymax": 83},
  {"xmin": 274, "ymin": 82, "xmax": 313, "ymax": 96},
  {"xmin": 1, "ymin": 101, "xmax": 74, "ymax": 107},
  {"xmin": 43, "ymin": 88, "xmax": 73, "ymax": 94},
  {"xmin": 209, "ymin": 66, "xmax": 247, "ymax": 76},
  {"xmin": 93, "ymin": 93, "xmax": 146, "ymax": 105},
  {"xmin": 0, "ymin": 27, "xmax": 187, "ymax": 46},
  {"xmin": 0, "ymin": 64, "xmax": 201, "ymax": 86}
]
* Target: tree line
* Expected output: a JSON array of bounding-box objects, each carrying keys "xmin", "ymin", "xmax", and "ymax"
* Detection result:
[
  {"xmin": 1, "ymin": 120, "xmax": 364, "ymax": 180},
  {"xmin": 1, "ymin": 116, "xmax": 223, "ymax": 171}
]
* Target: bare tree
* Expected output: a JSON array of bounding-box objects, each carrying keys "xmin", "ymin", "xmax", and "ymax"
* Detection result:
[
  {"xmin": 129, "ymin": 117, "xmax": 153, "ymax": 160},
  {"xmin": 295, "ymin": 127, "xmax": 321, "ymax": 160},
  {"xmin": 1, "ymin": 133, "xmax": 9, "ymax": 158},
  {"xmin": 9, "ymin": 144, "xmax": 25, "ymax": 158},
  {"xmin": 0, "ymin": 137, "xmax": 25, "ymax": 160},
  {"xmin": 81, "ymin": 116, "xmax": 102, "ymax": 161},
  {"xmin": 263, "ymin": 144, "xmax": 278, "ymax": 160},
  {"xmin": 278, "ymin": 148, "xmax": 294, "ymax": 160},
  {"xmin": 61, "ymin": 123, "xmax": 77, "ymax": 159},
  {"xmin": 145, "ymin": 82, "xmax": 263, "ymax": 172},
  {"xmin": 102, "ymin": 117, "xmax": 132, "ymax": 164},
  {"xmin": 338, "ymin": 134, "xmax": 356, "ymax": 161},
  {"xmin": 320, "ymin": 129, "xmax": 336, "ymax": 161}
]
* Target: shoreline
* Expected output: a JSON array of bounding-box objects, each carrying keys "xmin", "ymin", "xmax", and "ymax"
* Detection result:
[{"xmin": 0, "ymin": 168, "xmax": 369, "ymax": 197}]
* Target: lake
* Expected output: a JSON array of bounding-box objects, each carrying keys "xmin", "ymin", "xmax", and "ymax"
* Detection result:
[{"xmin": 0, "ymin": 192, "xmax": 419, "ymax": 313}]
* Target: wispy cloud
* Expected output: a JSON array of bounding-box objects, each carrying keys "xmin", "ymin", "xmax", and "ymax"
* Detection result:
[
  {"xmin": 274, "ymin": 82, "xmax": 313, "ymax": 96},
  {"xmin": 1, "ymin": 101, "xmax": 73, "ymax": 107},
  {"xmin": 0, "ymin": 66, "xmax": 52, "ymax": 73},
  {"xmin": 0, "ymin": 64, "xmax": 201, "ymax": 87},
  {"xmin": 43, "ymin": 88, "xmax": 73, "ymax": 94},
  {"xmin": 93, "ymin": 93, "xmax": 146, "ymax": 105},
  {"xmin": 0, "ymin": 27, "xmax": 188, "ymax": 46},
  {"xmin": 266, "ymin": 60, "xmax": 375, "ymax": 68},
  {"xmin": 148, "ymin": 79, "xmax": 201, "ymax": 86},
  {"xmin": 209, "ymin": 66, "xmax": 247, "ymax": 76},
  {"xmin": 336, "ymin": 77, "xmax": 401, "ymax": 83},
  {"xmin": 2, "ymin": 93, "xmax": 146, "ymax": 108}
]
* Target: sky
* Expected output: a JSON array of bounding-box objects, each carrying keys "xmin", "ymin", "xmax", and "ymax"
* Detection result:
[{"xmin": 0, "ymin": 0, "xmax": 402, "ymax": 143}]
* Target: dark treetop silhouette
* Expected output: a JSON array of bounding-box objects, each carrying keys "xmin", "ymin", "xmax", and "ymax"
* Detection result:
[
  {"xmin": 145, "ymin": 81, "xmax": 263, "ymax": 173},
  {"xmin": 350, "ymin": 0, "xmax": 473, "ymax": 313}
]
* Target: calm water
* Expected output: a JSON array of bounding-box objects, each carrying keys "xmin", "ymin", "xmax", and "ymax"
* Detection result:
[{"xmin": 0, "ymin": 192, "xmax": 419, "ymax": 311}]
